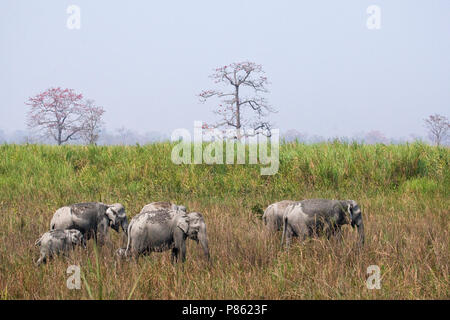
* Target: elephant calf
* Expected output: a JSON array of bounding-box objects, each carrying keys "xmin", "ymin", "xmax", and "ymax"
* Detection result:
[
  {"xmin": 281, "ymin": 199, "xmax": 365, "ymax": 247},
  {"xmin": 35, "ymin": 229, "xmax": 85, "ymax": 266},
  {"xmin": 122, "ymin": 207, "xmax": 210, "ymax": 263},
  {"xmin": 263, "ymin": 200, "xmax": 296, "ymax": 232}
]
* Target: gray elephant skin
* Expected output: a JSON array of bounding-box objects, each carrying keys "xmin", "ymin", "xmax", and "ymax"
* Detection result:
[
  {"xmin": 123, "ymin": 207, "xmax": 210, "ymax": 263},
  {"xmin": 50, "ymin": 202, "xmax": 128, "ymax": 244},
  {"xmin": 263, "ymin": 200, "xmax": 296, "ymax": 232},
  {"xmin": 140, "ymin": 201, "xmax": 187, "ymax": 213},
  {"xmin": 281, "ymin": 199, "xmax": 365, "ymax": 247},
  {"xmin": 35, "ymin": 229, "xmax": 84, "ymax": 266}
]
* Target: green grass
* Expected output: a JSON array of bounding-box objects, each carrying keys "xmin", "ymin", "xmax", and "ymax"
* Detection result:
[{"xmin": 0, "ymin": 142, "xmax": 448, "ymax": 299}]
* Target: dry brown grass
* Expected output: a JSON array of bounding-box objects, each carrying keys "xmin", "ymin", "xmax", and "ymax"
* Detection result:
[{"xmin": 1, "ymin": 194, "xmax": 448, "ymax": 300}]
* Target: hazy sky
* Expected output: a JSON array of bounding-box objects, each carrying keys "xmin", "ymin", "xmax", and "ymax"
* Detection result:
[{"xmin": 1, "ymin": 0, "xmax": 449, "ymax": 139}]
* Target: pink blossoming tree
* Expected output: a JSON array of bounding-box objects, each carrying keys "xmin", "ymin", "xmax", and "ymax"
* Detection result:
[{"xmin": 26, "ymin": 87, "xmax": 105, "ymax": 145}]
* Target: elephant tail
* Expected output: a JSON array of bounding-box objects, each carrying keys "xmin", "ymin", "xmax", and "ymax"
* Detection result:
[
  {"xmin": 281, "ymin": 215, "xmax": 288, "ymax": 247},
  {"xmin": 262, "ymin": 204, "xmax": 274, "ymax": 226},
  {"xmin": 124, "ymin": 221, "xmax": 133, "ymax": 256}
]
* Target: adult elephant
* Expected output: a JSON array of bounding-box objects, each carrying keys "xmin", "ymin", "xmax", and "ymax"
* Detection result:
[
  {"xmin": 50, "ymin": 202, "xmax": 128, "ymax": 244},
  {"xmin": 140, "ymin": 201, "xmax": 187, "ymax": 213},
  {"xmin": 281, "ymin": 199, "xmax": 365, "ymax": 247},
  {"xmin": 124, "ymin": 207, "xmax": 210, "ymax": 263},
  {"xmin": 262, "ymin": 200, "xmax": 296, "ymax": 232}
]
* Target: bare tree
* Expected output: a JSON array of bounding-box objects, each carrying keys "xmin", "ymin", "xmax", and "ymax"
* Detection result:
[
  {"xmin": 199, "ymin": 61, "xmax": 276, "ymax": 139},
  {"xmin": 80, "ymin": 99, "xmax": 105, "ymax": 145},
  {"xmin": 424, "ymin": 114, "xmax": 449, "ymax": 146}
]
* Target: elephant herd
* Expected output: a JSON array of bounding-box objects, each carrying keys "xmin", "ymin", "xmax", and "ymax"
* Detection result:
[
  {"xmin": 35, "ymin": 201, "xmax": 209, "ymax": 265},
  {"xmin": 35, "ymin": 198, "xmax": 364, "ymax": 266}
]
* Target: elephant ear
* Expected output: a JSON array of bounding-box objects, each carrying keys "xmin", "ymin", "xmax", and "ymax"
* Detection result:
[
  {"xmin": 346, "ymin": 201, "xmax": 354, "ymax": 221},
  {"xmin": 111, "ymin": 203, "xmax": 126, "ymax": 219},
  {"xmin": 106, "ymin": 207, "xmax": 117, "ymax": 225},
  {"xmin": 177, "ymin": 215, "xmax": 189, "ymax": 234}
]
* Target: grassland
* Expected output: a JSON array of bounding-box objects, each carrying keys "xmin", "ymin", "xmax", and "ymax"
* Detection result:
[{"xmin": 0, "ymin": 142, "xmax": 448, "ymax": 299}]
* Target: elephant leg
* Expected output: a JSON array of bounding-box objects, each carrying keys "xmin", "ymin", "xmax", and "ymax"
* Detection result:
[
  {"xmin": 129, "ymin": 234, "xmax": 148, "ymax": 260},
  {"xmin": 97, "ymin": 221, "xmax": 109, "ymax": 246},
  {"xmin": 332, "ymin": 225, "xmax": 344, "ymax": 242},
  {"xmin": 171, "ymin": 248, "xmax": 179, "ymax": 264},
  {"xmin": 287, "ymin": 222, "xmax": 308, "ymax": 247},
  {"xmin": 284, "ymin": 225, "xmax": 294, "ymax": 248},
  {"xmin": 267, "ymin": 217, "xmax": 277, "ymax": 233},
  {"xmin": 173, "ymin": 230, "xmax": 187, "ymax": 263},
  {"xmin": 324, "ymin": 223, "xmax": 338, "ymax": 240},
  {"xmin": 179, "ymin": 241, "xmax": 186, "ymax": 263},
  {"xmin": 91, "ymin": 228, "xmax": 98, "ymax": 244},
  {"xmin": 326, "ymin": 224, "xmax": 335, "ymax": 240}
]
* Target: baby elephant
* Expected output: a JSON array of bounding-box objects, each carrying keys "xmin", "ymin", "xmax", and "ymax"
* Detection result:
[
  {"xmin": 35, "ymin": 229, "xmax": 85, "ymax": 266},
  {"xmin": 281, "ymin": 199, "xmax": 365, "ymax": 247}
]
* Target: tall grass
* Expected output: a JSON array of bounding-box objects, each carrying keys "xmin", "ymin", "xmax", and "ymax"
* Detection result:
[{"xmin": 0, "ymin": 142, "xmax": 448, "ymax": 299}]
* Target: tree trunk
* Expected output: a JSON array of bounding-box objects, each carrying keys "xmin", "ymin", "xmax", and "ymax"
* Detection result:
[
  {"xmin": 235, "ymin": 85, "xmax": 241, "ymax": 140},
  {"xmin": 57, "ymin": 128, "xmax": 62, "ymax": 145}
]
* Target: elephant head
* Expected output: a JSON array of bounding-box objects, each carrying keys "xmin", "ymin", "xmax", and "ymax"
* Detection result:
[
  {"xmin": 344, "ymin": 200, "xmax": 365, "ymax": 245},
  {"xmin": 177, "ymin": 212, "xmax": 210, "ymax": 260},
  {"xmin": 106, "ymin": 203, "xmax": 129, "ymax": 235},
  {"xmin": 66, "ymin": 229, "xmax": 85, "ymax": 247}
]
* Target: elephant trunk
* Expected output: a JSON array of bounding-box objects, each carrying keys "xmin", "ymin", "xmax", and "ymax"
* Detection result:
[
  {"xmin": 356, "ymin": 220, "xmax": 365, "ymax": 245},
  {"xmin": 121, "ymin": 220, "xmax": 129, "ymax": 236},
  {"xmin": 351, "ymin": 212, "xmax": 365, "ymax": 246},
  {"xmin": 197, "ymin": 226, "xmax": 210, "ymax": 261}
]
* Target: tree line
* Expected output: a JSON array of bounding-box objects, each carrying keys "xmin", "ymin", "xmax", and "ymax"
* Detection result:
[{"xmin": 20, "ymin": 62, "xmax": 450, "ymax": 146}]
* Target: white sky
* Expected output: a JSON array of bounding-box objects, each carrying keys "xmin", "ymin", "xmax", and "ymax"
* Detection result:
[{"xmin": 1, "ymin": 0, "xmax": 449, "ymax": 139}]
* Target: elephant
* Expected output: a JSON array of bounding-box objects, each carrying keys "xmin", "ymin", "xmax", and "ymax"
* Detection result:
[
  {"xmin": 35, "ymin": 229, "xmax": 85, "ymax": 266},
  {"xmin": 50, "ymin": 202, "xmax": 128, "ymax": 245},
  {"xmin": 262, "ymin": 200, "xmax": 296, "ymax": 232},
  {"xmin": 140, "ymin": 201, "xmax": 187, "ymax": 214},
  {"xmin": 281, "ymin": 199, "xmax": 365, "ymax": 247},
  {"xmin": 122, "ymin": 207, "xmax": 210, "ymax": 263}
]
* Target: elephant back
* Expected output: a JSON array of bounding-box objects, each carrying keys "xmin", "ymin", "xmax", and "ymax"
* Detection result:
[
  {"xmin": 297, "ymin": 199, "xmax": 341, "ymax": 216},
  {"xmin": 70, "ymin": 202, "xmax": 107, "ymax": 217},
  {"xmin": 140, "ymin": 202, "xmax": 180, "ymax": 213},
  {"xmin": 138, "ymin": 208, "xmax": 185, "ymax": 225}
]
